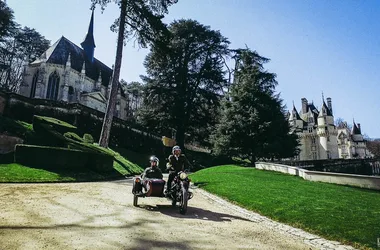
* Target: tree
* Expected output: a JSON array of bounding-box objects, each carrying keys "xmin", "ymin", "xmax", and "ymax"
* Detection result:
[
  {"xmin": 212, "ymin": 48, "xmax": 299, "ymax": 162},
  {"xmin": 367, "ymin": 140, "xmax": 380, "ymax": 158},
  {"xmin": 0, "ymin": 1, "xmax": 17, "ymax": 40},
  {"xmin": 121, "ymin": 80, "xmax": 144, "ymax": 117},
  {"xmin": 335, "ymin": 117, "xmax": 352, "ymax": 130},
  {"xmin": 91, "ymin": 0, "xmax": 178, "ymax": 148},
  {"xmin": 139, "ymin": 19, "xmax": 230, "ymax": 148},
  {"xmin": 0, "ymin": 27, "xmax": 50, "ymax": 92}
]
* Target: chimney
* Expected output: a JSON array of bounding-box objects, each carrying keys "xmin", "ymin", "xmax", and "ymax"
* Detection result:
[
  {"xmin": 301, "ymin": 98, "xmax": 308, "ymax": 114},
  {"xmin": 357, "ymin": 123, "xmax": 361, "ymax": 133},
  {"xmin": 326, "ymin": 97, "xmax": 332, "ymax": 114}
]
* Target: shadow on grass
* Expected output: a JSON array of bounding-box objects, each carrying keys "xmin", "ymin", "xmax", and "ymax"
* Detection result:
[{"xmin": 137, "ymin": 204, "xmax": 252, "ymax": 222}]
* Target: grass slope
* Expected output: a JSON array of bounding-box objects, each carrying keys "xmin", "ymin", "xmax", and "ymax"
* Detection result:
[
  {"xmin": 0, "ymin": 163, "xmax": 105, "ymax": 182},
  {"xmin": 1, "ymin": 115, "xmax": 144, "ymax": 181},
  {"xmin": 190, "ymin": 165, "xmax": 380, "ymax": 250}
]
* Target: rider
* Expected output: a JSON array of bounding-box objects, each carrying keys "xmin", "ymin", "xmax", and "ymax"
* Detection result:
[
  {"xmin": 135, "ymin": 156, "xmax": 163, "ymax": 194},
  {"xmin": 142, "ymin": 155, "xmax": 163, "ymax": 180},
  {"xmin": 165, "ymin": 146, "xmax": 190, "ymax": 195}
]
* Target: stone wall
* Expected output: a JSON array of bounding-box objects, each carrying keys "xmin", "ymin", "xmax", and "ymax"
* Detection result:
[{"xmin": 256, "ymin": 162, "xmax": 380, "ymax": 191}]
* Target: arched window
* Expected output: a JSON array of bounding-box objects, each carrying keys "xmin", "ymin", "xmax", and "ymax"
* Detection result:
[
  {"xmin": 46, "ymin": 71, "xmax": 60, "ymax": 100},
  {"xmin": 30, "ymin": 70, "xmax": 39, "ymax": 98}
]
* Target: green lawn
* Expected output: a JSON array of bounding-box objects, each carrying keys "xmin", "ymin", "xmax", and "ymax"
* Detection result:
[
  {"xmin": 0, "ymin": 163, "xmax": 106, "ymax": 182},
  {"xmin": 190, "ymin": 165, "xmax": 380, "ymax": 250}
]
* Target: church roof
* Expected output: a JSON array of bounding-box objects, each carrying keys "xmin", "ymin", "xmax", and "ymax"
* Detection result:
[
  {"xmin": 307, "ymin": 103, "xmax": 318, "ymax": 114},
  {"xmin": 352, "ymin": 122, "xmax": 361, "ymax": 135},
  {"xmin": 322, "ymin": 101, "xmax": 332, "ymax": 116},
  {"xmin": 81, "ymin": 10, "xmax": 96, "ymax": 49},
  {"xmin": 33, "ymin": 36, "xmax": 126, "ymax": 98},
  {"xmin": 291, "ymin": 105, "xmax": 302, "ymax": 120}
]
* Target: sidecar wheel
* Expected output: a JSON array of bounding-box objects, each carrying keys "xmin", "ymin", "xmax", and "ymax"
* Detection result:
[{"xmin": 133, "ymin": 195, "xmax": 138, "ymax": 207}]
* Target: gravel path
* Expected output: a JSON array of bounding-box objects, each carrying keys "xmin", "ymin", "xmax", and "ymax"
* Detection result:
[{"xmin": 0, "ymin": 178, "xmax": 356, "ymax": 250}]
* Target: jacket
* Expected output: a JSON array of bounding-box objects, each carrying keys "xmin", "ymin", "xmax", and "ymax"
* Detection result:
[
  {"xmin": 141, "ymin": 166, "xmax": 163, "ymax": 179},
  {"xmin": 167, "ymin": 154, "xmax": 190, "ymax": 172}
]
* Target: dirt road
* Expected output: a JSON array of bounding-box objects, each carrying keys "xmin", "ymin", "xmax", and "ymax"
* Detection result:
[{"xmin": 0, "ymin": 178, "xmax": 352, "ymax": 250}]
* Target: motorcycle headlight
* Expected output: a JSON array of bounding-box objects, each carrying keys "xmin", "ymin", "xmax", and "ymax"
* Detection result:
[{"xmin": 179, "ymin": 172, "xmax": 188, "ymax": 180}]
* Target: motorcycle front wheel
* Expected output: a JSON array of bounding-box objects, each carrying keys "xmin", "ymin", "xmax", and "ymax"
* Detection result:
[
  {"xmin": 133, "ymin": 195, "xmax": 138, "ymax": 207},
  {"xmin": 179, "ymin": 187, "xmax": 188, "ymax": 214}
]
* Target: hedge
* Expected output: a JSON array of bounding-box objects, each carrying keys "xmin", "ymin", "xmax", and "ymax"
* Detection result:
[
  {"xmin": 0, "ymin": 152, "xmax": 14, "ymax": 164},
  {"xmin": 33, "ymin": 115, "xmax": 77, "ymax": 136},
  {"xmin": 14, "ymin": 144, "xmax": 114, "ymax": 172}
]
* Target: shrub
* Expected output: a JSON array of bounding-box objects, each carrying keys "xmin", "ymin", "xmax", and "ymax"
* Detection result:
[
  {"xmin": 33, "ymin": 115, "xmax": 77, "ymax": 135},
  {"xmin": 64, "ymin": 132, "xmax": 84, "ymax": 143},
  {"xmin": 0, "ymin": 152, "xmax": 14, "ymax": 164},
  {"xmin": 14, "ymin": 144, "xmax": 113, "ymax": 172},
  {"xmin": 83, "ymin": 133, "xmax": 94, "ymax": 144}
]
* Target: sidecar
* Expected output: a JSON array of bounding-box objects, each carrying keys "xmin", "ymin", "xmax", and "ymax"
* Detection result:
[{"xmin": 132, "ymin": 176, "xmax": 166, "ymax": 206}]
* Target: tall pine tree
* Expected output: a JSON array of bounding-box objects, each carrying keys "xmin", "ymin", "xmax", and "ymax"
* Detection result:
[
  {"xmin": 213, "ymin": 48, "xmax": 299, "ymax": 162},
  {"xmin": 139, "ymin": 19, "xmax": 230, "ymax": 149}
]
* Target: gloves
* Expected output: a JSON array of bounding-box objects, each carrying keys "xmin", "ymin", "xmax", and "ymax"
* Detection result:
[{"xmin": 166, "ymin": 163, "xmax": 174, "ymax": 171}]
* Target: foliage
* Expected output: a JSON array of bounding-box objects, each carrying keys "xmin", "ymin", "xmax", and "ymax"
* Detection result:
[
  {"xmin": 14, "ymin": 144, "xmax": 114, "ymax": 172},
  {"xmin": 0, "ymin": 26, "xmax": 50, "ymax": 92},
  {"xmin": 335, "ymin": 117, "xmax": 353, "ymax": 130},
  {"xmin": 190, "ymin": 165, "xmax": 380, "ymax": 249},
  {"xmin": 139, "ymin": 19, "xmax": 230, "ymax": 148},
  {"xmin": 91, "ymin": 0, "xmax": 178, "ymax": 48},
  {"xmin": 83, "ymin": 133, "xmax": 95, "ymax": 143},
  {"xmin": 0, "ymin": 152, "xmax": 13, "ymax": 164},
  {"xmin": 121, "ymin": 80, "xmax": 144, "ymax": 117},
  {"xmin": 33, "ymin": 115, "xmax": 77, "ymax": 136},
  {"xmin": 0, "ymin": 1, "xmax": 17, "ymax": 40},
  {"xmin": 64, "ymin": 132, "xmax": 85, "ymax": 143},
  {"xmin": 366, "ymin": 139, "xmax": 380, "ymax": 157},
  {"xmin": 212, "ymin": 48, "xmax": 299, "ymax": 162},
  {"xmin": 91, "ymin": 0, "xmax": 178, "ymax": 148},
  {"xmin": 0, "ymin": 115, "xmax": 33, "ymax": 139}
]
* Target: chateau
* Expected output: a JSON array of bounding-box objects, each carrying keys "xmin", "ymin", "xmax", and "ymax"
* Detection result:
[
  {"xmin": 288, "ymin": 96, "xmax": 372, "ymax": 160},
  {"xmin": 18, "ymin": 11, "xmax": 130, "ymax": 120}
]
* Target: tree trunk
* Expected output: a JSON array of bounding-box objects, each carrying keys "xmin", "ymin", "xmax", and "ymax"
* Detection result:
[
  {"xmin": 176, "ymin": 122, "xmax": 185, "ymax": 151},
  {"xmin": 98, "ymin": 0, "xmax": 127, "ymax": 148}
]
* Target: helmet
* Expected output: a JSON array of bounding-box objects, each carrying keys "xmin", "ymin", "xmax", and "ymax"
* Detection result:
[
  {"xmin": 172, "ymin": 145, "xmax": 181, "ymax": 154},
  {"xmin": 149, "ymin": 155, "xmax": 159, "ymax": 166}
]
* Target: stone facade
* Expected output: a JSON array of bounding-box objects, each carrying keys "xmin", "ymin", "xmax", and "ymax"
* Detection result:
[
  {"xmin": 288, "ymin": 97, "xmax": 372, "ymax": 160},
  {"xmin": 17, "ymin": 11, "xmax": 129, "ymax": 120}
]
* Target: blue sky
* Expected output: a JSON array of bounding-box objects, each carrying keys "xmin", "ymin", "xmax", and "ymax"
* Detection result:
[{"xmin": 6, "ymin": 0, "xmax": 380, "ymax": 138}]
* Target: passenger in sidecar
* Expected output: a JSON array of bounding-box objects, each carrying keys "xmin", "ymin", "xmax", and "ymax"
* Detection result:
[{"xmin": 132, "ymin": 156, "xmax": 165, "ymax": 198}]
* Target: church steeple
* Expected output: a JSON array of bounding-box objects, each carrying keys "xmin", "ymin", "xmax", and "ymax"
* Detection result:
[{"xmin": 81, "ymin": 10, "xmax": 96, "ymax": 63}]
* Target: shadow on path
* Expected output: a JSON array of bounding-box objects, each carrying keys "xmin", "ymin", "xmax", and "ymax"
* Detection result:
[{"xmin": 137, "ymin": 204, "xmax": 252, "ymax": 222}]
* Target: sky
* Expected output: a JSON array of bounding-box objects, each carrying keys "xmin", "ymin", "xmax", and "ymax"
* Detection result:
[{"xmin": 6, "ymin": 0, "xmax": 380, "ymax": 138}]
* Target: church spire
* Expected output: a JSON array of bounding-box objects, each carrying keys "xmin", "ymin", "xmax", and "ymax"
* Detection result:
[{"xmin": 81, "ymin": 9, "xmax": 96, "ymax": 63}]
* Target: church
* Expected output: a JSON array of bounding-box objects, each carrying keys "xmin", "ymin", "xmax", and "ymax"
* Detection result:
[
  {"xmin": 288, "ymin": 96, "xmax": 372, "ymax": 160},
  {"xmin": 18, "ymin": 11, "xmax": 129, "ymax": 120}
]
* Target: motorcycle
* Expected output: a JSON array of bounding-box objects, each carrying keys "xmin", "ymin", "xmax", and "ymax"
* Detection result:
[{"xmin": 131, "ymin": 170, "xmax": 193, "ymax": 214}]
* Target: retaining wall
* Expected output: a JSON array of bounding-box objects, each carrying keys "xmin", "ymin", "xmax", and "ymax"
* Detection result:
[{"xmin": 256, "ymin": 162, "xmax": 380, "ymax": 190}]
